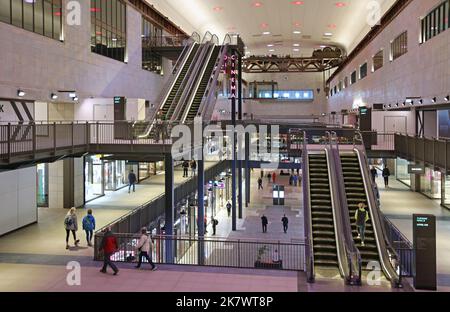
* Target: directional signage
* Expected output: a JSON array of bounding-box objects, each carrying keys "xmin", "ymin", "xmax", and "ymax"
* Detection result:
[{"xmin": 413, "ymin": 214, "xmax": 437, "ymax": 291}]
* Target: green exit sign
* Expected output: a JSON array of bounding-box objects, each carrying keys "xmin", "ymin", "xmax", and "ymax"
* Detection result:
[{"xmin": 114, "ymin": 96, "xmax": 125, "ymax": 104}]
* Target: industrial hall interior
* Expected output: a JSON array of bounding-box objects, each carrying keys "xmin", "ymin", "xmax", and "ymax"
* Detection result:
[{"xmin": 1, "ymin": 0, "xmax": 450, "ymax": 293}]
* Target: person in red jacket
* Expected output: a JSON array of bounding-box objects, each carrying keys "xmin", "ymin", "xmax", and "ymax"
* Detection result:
[
  {"xmin": 99, "ymin": 227, "xmax": 119, "ymax": 275},
  {"xmin": 272, "ymin": 171, "xmax": 277, "ymax": 184}
]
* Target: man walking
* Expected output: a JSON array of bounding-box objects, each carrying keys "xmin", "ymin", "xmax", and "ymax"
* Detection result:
[
  {"xmin": 211, "ymin": 216, "xmax": 218, "ymax": 236},
  {"xmin": 281, "ymin": 214, "xmax": 289, "ymax": 234},
  {"xmin": 135, "ymin": 228, "xmax": 157, "ymax": 271},
  {"xmin": 382, "ymin": 166, "xmax": 391, "ymax": 188},
  {"xmin": 190, "ymin": 160, "xmax": 197, "ymax": 177},
  {"xmin": 258, "ymin": 177, "xmax": 263, "ymax": 190},
  {"xmin": 182, "ymin": 160, "xmax": 189, "ymax": 178},
  {"xmin": 128, "ymin": 170, "xmax": 137, "ymax": 193},
  {"xmin": 370, "ymin": 166, "xmax": 378, "ymax": 183},
  {"xmin": 355, "ymin": 203, "xmax": 370, "ymax": 246},
  {"xmin": 226, "ymin": 201, "xmax": 231, "ymax": 218},
  {"xmin": 261, "ymin": 215, "xmax": 268, "ymax": 233},
  {"xmin": 82, "ymin": 209, "xmax": 96, "ymax": 247},
  {"xmin": 99, "ymin": 227, "xmax": 119, "ymax": 275}
]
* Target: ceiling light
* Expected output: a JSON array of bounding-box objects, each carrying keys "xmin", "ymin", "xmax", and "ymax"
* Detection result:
[
  {"xmin": 324, "ymin": 32, "xmax": 333, "ymax": 36},
  {"xmin": 252, "ymin": 2, "xmax": 262, "ymax": 7},
  {"xmin": 335, "ymin": 2, "xmax": 347, "ymax": 7},
  {"xmin": 267, "ymin": 44, "xmax": 274, "ymax": 47},
  {"xmin": 51, "ymin": 93, "xmax": 58, "ymax": 100},
  {"xmin": 269, "ymin": 49, "xmax": 275, "ymax": 52},
  {"xmin": 293, "ymin": 48, "xmax": 300, "ymax": 52},
  {"xmin": 69, "ymin": 92, "xmax": 76, "ymax": 98},
  {"xmin": 432, "ymin": 97, "xmax": 437, "ymax": 103},
  {"xmin": 291, "ymin": 1, "xmax": 304, "ymax": 5},
  {"xmin": 212, "ymin": 6, "xmax": 223, "ymax": 12},
  {"xmin": 445, "ymin": 95, "xmax": 450, "ymax": 101},
  {"xmin": 262, "ymin": 31, "xmax": 271, "ymax": 35},
  {"xmin": 293, "ymin": 22, "xmax": 301, "ymax": 27},
  {"xmin": 73, "ymin": 96, "xmax": 79, "ymax": 101},
  {"xmin": 260, "ymin": 22, "xmax": 269, "ymax": 28},
  {"xmin": 320, "ymin": 45, "xmax": 327, "ymax": 48},
  {"xmin": 328, "ymin": 24, "xmax": 337, "ymax": 29},
  {"xmin": 419, "ymin": 99, "xmax": 423, "ymax": 104},
  {"xmin": 17, "ymin": 89, "xmax": 25, "ymax": 97},
  {"xmin": 293, "ymin": 31, "xmax": 301, "ymax": 34},
  {"xmin": 293, "ymin": 43, "xmax": 300, "ymax": 47}
]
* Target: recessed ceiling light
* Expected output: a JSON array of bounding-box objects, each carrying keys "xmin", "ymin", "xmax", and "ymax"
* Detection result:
[
  {"xmin": 267, "ymin": 44, "xmax": 274, "ymax": 47},
  {"xmin": 269, "ymin": 49, "xmax": 275, "ymax": 52},
  {"xmin": 328, "ymin": 24, "xmax": 337, "ymax": 29},
  {"xmin": 252, "ymin": 1, "xmax": 263, "ymax": 7},
  {"xmin": 293, "ymin": 43, "xmax": 300, "ymax": 47},
  {"xmin": 324, "ymin": 32, "xmax": 333, "ymax": 36},
  {"xmin": 293, "ymin": 48, "xmax": 300, "ymax": 52},
  {"xmin": 213, "ymin": 6, "xmax": 223, "ymax": 12},
  {"xmin": 335, "ymin": 2, "xmax": 347, "ymax": 7},
  {"xmin": 293, "ymin": 31, "xmax": 301, "ymax": 34},
  {"xmin": 260, "ymin": 22, "xmax": 269, "ymax": 28},
  {"xmin": 291, "ymin": 1, "xmax": 304, "ymax": 5},
  {"xmin": 17, "ymin": 89, "xmax": 25, "ymax": 97},
  {"xmin": 262, "ymin": 31, "xmax": 271, "ymax": 35},
  {"xmin": 293, "ymin": 22, "xmax": 301, "ymax": 27},
  {"xmin": 51, "ymin": 93, "xmax": 58, "ymax": 100},
  {"xmin": 320, "ymin": 45, "xmax": 327, "ymax": 48}
]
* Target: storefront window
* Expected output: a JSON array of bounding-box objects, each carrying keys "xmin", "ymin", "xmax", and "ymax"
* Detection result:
[
  {"xmin": 85, "ymin": 155, "xmax": 104, "ymax": 202},
  {"xmin": 37, "ymin": 163, "xmax": 48, "ymax": 207},
  {"xmin": 396, "ymin": 158, "xmax": 411, "ymax": 186},
  {"xmin": 443, "ymin": 175, "xmax": 450, "ymax": 208},
  {"xmin": 420, "ymin": 167, "xmax": 442, "ymax": 199}
]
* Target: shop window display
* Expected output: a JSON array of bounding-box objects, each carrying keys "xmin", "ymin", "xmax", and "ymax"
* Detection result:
[
  {"xmin": 396, "ymin": 158, "xmax": 411, "ymax": 186},
  {"xmin": 420, "ymin": 167, "xmax": 441, "ymax": 200}
]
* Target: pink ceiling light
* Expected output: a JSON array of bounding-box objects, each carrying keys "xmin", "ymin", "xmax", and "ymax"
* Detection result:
[
  {"xmin": 335, "ymin": 2, "xmax": 347, "ymax": 7},
  {"xmin": 252, "ymin": 1, "xmax": 263, "ymax": 7},
  {"xmin": 291, "ymin": 1, "xmax": 304, "ymax": 5}
]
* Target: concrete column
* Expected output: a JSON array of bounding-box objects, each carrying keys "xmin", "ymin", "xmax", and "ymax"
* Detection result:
[
  {"xmin": 197, "ymin": 159, "xmax": 205, "ymax": 265},
  {"xmin": 164, "ymin": 153, "xmax": 174, "ymax": 263}
]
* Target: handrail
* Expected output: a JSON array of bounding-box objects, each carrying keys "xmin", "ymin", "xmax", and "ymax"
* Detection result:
[
  {"xmin": 302, "ymin": 131, "xmax": 315, "ymax": 283},
  {"xmin": 202, "ymin": 31, "xmax": 214, "ymax": 44},
  {"xmin": 353, "ymin": 132, "xmax": 401, "ymax": 287},
  {"xmin": 199, "ymin": 43, "xmax": 229, "ymax": 122},
  {"xmin": 329, "ymin": 131, "xmax": 362, "ymax": 285}
]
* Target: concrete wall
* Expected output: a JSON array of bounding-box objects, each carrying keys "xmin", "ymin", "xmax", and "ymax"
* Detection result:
[
  {"xmin": 0, "ymin": 167, "xmax": 37, "ymax": 236},
  {"xmin": 327, "ymin": 0, "xmax": 450, "ymax": 133}
]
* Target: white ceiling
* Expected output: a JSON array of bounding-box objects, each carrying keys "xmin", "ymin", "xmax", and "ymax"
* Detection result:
[{"xmin": 146, "ymin": 0, "xmax": 397, "ymax": 57}]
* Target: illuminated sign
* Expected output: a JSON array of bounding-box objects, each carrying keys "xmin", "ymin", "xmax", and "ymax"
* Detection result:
[
  {"xmin": 408, "ymin": 164, "xmax": 425, "ymax": 175},
  {"xmin": 230, "ymin": 54, "xmax": 237, "ymax": 99},
  {"xmin": 413, "ymin": 214, "xmax": 437, "ymax": 290}
]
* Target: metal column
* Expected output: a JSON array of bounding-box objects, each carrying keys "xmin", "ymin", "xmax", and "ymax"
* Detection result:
[
  {"xmin": 164, "ymin": 153, "xmax": 174, "ymax": 263},
  {"xmin": 245, "ymin": 132, "xmax": 251, "ymax": 207},
  {"xmin": 237, "ymin": 52, "xmax": 243, "ymax": 218},
  {"xmin": 231, "ymin": 50, "xmax": 237, "ymax": 231},
  {"xmin": 197, "ymin": 158, "xmax": 205, "ymax": 265}
]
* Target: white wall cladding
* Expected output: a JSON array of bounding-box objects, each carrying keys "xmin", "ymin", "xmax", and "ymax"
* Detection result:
[
  {"xmin": 328, "ymin": 0, "xmax": 449, "ymax": 116},
  {"xmin": 0, "ymin": 1, "xmax": 171, "ymax": 105}
]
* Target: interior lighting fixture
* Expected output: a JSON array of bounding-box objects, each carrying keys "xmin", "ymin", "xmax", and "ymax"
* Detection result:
[{"xmin": 17, "ymin": 89, "xmax": 26, "ymax": 97}]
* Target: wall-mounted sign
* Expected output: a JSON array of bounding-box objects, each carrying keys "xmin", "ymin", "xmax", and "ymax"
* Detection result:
[
  {"xmin": 230, "ymin": 54, "xmax": 237, "ymax": 99},
  {"xmin": 413, "ymin": 214, "xmax": 437, "ymax": 291},
  {"xmin": 408, "ymin": 164, "xmax": 425, "ymax": 175}
]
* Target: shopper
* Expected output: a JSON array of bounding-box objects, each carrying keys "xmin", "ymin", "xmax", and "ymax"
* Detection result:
[
  {"xmin": 370, "ymin": 166, "xmax": 378, "ymax": 183},
  {"xmin": 211, "ymin": 216, "xmax": 218, "ymax": 236},
  {"xmin": 281, "ymin": 214, "xmax": 289, "ymax": 234},
  {"xmin": 99, "ymin": 227, "xmax": 119, "ymax": 275},
  {"xmin": 382, "ymin": 166, "xmax": 391, "ymax": 188},
  {"xmin": 182, "ymin": 160, "xmax": 189, "ymax": 177},
  {"xmin": 82, "ymin": 209, "xmax": 96, "ymax": 247},
  {"xmin": 261, "ymin": 215, "xmax": 268, "ymax": 233},
  {"xmin": 128, "ymin": 170, "xmax": 137, "ymax": 193},
  {"xmin": 289, "ymin": 175, "xmax": 294, "ymax": 186},
  {"xmin": 293, "ymin": 174, "xmax": 299, "ymax": 187},
  {"xmin": 258, "ymin": 177, "xmax": 263, "ymax": 190},
  {"xmin": 267, "ymin": 173, "xmax": 272, "ymax": 184},
  {"xmin": 135, "ymin": 228, "xmax": 157, "ymax": 271},
  {"xmin": 190, "ymin": 160, "xmax": 197, "ymax": 177},
  {"xmin": 226, "ymin": 201, "xmax": 232, "ymax": 217},
  {"xmin": 64, "ymin": 207, "xmax": 80, "ymax": 249},
  {"xmin": 355, "ymin": 203, "xmax": 370, "ymax": 246},
  {"xmin": 272, "ymin": 172, "xmax": 277, "ymax": 184}
]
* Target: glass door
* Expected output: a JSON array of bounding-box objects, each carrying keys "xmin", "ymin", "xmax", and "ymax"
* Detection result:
[{"xmin": 36, "ymin": 164, "xmax": 48, "ymax": 207}]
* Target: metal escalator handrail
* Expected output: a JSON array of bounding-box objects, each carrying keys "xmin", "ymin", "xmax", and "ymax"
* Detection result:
[
  {"xmin": 353, "ymin": 133, "xmax": 401, "ymax": 287},
  {"xmin": 329, "ymin": 132, "xmax": 362, "ymax": 285},
  {"xmin": 302, "ymin": 131, "xmax": 315, "ymax": 282},
  {"xmin": 178, "ymin": 43, "xmax": 217, "ymax": 123},
  {"xmin": 202, "ymin": 31, "xmax": 214, "ymax": 44},
  {"xmin": 198, "ymin": 44, "xmax": 229, "ymax": 122},
  {"xmin": 166, "ymin": 41, "xmax": 212, "ymax": 121},
  {"xmin": 172, "ymin": 42, "xmax": 215, "ymax": 122}
]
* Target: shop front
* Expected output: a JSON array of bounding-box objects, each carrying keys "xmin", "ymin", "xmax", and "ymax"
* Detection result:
[
  {"xmin": 85, "ymin": 155, "xmax": 104, "ymax": 202},
  {"xmin": 420, "ymin": 167, "xmax": 442, "ymax": 200},
  {"xmin": 36, "ymin": 163, "xmax": 49, "ymax": 207},
  {"xmin": 396, "ymin": 157, "xmax": 411, "ymax": 187}
]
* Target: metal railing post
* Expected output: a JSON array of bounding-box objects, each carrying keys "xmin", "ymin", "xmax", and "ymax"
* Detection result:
[
  {"xmin": 86, "ymin": 121, "xmax": 89, "ymax": 150},
  {"xmin": 53, "ymin": 122, "xmax": 57, "ymax": 156},
  {"xmin": 7, "ymin": 123, "xmax": 11, "ymax": 162},
  {"xmin": 96, "ymin": 122, "xmax": 99, "ymax": 150},
  {"xmin": 71, "ymin": 122, "xmax": 74, "ymax": 153},
  {"xmin": 32, "ymin": 122, "xmax": 36, "ymax": 158}
]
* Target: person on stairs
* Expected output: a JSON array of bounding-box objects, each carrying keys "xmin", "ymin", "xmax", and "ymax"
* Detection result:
[{"xmin": 355, "ymin": 203, "xmax": 370, "ymax": 246}]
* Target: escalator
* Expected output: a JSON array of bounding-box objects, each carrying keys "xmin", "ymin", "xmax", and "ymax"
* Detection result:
[
  {"xmin": 160, "ymin": 43, "xmax": 199, "ymax": 120},
  {"xmin": 308, "ymin": 154, "xmax": 339, "ymax": 270},
  {"xmin": 181, "ymin": 46, "xmax": 221, "ymax": 122},
  {"xmin": 340, "ymin": 153, "xmax": 380, "ymax": 268}
]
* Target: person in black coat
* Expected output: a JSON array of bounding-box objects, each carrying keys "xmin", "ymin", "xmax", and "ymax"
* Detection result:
[
  {"xmin": 382, "ymin": 166, "xmax": 391, "ymax": 188},
  {"xmin": 128, "ymin": 170, "xmax": 137, "ymax": 193},
  {"xmin": 261, "ymin": 215, "xmax": 268, "ymax": 233}
]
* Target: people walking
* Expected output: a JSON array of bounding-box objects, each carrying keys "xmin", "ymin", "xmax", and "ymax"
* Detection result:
[
  {"xmin": 293, "ymin": 174, "xmax": 298, "ymax": 187},
  {"xmin": 226, "ymin": 201, "xmax": 231, "ymax": 218},
  {"xmin": 182, "ymin": 160, "xmax": 189, "ymax": 178},
  {"xmin": 99, "ymin": 227, "xmax": 119, "ymax": 275},
  {"xmin": 289, "ymin": 175, "xmax": 294, "ymax": 186},
  {"xmin": 261, "ymin": 215, "xmax": 268, "ymax": 233},
  {"xmin": 258, "ymin": 177, "xmax": 263, "ymax": 190},
  {"xmin": 64, "ymin": 207, "xmax": 80, "ymax": 249},
  {"xmin": 370, "ymin": 166, "xmax": 378, "ymax": 183},
  {"xmin": 272, "ymin": 172, "xmax": 277, "ymax": 184},
  {"xmin": 355, "ymin": 203, "xmax": 370, "ymax": 246},
  {"xmin": 211, "ymin": 216, "xmax": 218, "ymax": 236},
  {"xmin": 135, "ymin": 228, "xmax": 157, "ymax": 271},
  {"xmin": 82, "ymin": 209, "xmax": 96, "ymax": 247},
  {"xmin": 267, "ymin": 173, "xmax": 272, "ymax": 184},
  {"xmin": 382, "ymin": 166, "xmax": 391, "ymax": 188},
  {"xmin": 128, "ymin": 170, "xmax": 137, "ymax": 193},
  {"xmin": 281, "ymin": 214, "xmax": 289, "ymax": 234}
]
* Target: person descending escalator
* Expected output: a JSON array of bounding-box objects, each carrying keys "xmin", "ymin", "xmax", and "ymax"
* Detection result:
[
  {"xmin": 370, "ymin": 166, "xmax": 378, "ymax": 183},
  {"xmin": 355, "ymin": 203, "xmax": 370, "ymax": 246}
]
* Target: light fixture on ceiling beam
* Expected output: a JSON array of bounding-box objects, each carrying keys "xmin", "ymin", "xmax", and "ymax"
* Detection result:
[
  {"xmin": 445, "ymin": 95, "xmax": 449, "ymax": 102},
  {"xmin": 17, "ymin": 89, "xmax": 25, "ymax": 97},
  {"xmin": 432, "ymin": 97, "xmax": 437, "ymax": 103},
  {"xmin": 51, "ymin": 93, "xmax": 58, "ymax": 100}
]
